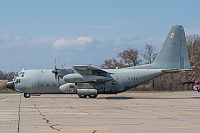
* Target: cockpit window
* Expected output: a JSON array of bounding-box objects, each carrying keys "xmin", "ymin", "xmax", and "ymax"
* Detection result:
[
  {"xmin": 19, "ymin": 72, "xmax": 24, "ymax": 77},
  {"xmin": 17, "ymin": 72, "xmax": 25, "ymax": 77}
]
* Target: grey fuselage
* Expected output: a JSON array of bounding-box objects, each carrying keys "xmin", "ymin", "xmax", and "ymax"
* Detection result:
[{"xmin": 14, "ymin": 68, "xmax": 163, "ymax": 94}]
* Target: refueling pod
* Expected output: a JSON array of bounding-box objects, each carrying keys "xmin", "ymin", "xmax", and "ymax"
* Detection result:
[
  {"xmin": 58, "ymin": 83, "xmax": 76, "ymax": 93},
  {"xmin": 77, "ymin": 89, "xmax": 97, "ymax": 98}
]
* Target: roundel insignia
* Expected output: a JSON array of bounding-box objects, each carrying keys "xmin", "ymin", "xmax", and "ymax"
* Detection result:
[{"xmin": 170, "ymin": 32, "xmax": 174, "ymax": 39}]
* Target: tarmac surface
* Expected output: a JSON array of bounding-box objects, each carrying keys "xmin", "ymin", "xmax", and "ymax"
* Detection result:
[{"xmin": 0, "ymin": 91, "xmax": 200, "ymax": 133}]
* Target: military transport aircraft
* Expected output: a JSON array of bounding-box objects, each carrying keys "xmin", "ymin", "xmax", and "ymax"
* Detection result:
[{"xmin": 6, "ymin": 25, "xmax": 191, "ymax": 98}]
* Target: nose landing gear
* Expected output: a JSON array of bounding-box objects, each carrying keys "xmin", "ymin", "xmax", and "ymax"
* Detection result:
[{"xmin": 24, "ymin": 93, "xmax": 31, "ymax": 98}]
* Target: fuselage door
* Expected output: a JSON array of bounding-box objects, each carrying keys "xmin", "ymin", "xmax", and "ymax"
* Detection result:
[
  {"xmin": 30, "ymin": 74, "xmax": 39, "ymax": 93},
  {"xmin": 110, "ymin": 81, "xmax": 117, "ymax": 93}
]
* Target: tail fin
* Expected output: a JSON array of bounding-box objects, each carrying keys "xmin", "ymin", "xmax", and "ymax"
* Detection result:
[{"xmin": 152, "ymin": 25, "xmax": 190, "ymax": 70}]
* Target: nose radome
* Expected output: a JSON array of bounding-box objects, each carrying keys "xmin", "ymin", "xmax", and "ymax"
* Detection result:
[{"xmin": 6, "ymin": 81, "xmax": 15, "ymax": 91}]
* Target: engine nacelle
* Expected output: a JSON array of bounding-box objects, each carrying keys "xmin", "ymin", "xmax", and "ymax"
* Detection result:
[
  {"xmin": 77, "ymin": 89, "xmax": 97, "ymax": 96},
  {"xmin": 63, "ymin": 74, "xmax": 83, "ymax": 82},
  {"xmin": 58, "ymin": 83, "xmax": 77, "ymax": 93}
]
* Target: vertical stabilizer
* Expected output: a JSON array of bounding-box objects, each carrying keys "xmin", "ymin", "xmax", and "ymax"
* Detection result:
[{"xmin": 152, "ymin": 25, "xmax": 190, "ymax": 69}]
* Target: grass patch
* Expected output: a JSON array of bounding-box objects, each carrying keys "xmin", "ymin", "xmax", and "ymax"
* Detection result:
[{"xmin": 0, "ymin": 89, "xmax": 16, "ymax": 94}]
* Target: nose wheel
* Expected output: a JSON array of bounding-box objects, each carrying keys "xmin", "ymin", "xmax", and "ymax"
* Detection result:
[{"xmin": 24, "ymin": 93, "xmax": 31, "ymax": 98}]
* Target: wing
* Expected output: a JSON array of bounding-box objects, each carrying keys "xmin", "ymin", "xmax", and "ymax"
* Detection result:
[
  {"xmin": 73, "ymin": 65, "xmax": 108, "ymax": 73},
  {"xmin": 63, "ymin": 65, "xmax": 112, "ymax": 83}
]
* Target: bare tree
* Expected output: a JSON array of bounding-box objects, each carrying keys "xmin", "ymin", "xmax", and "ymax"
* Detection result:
[
  {"xmin": 141, "ymin": 43, "xmax": 157, "ymax": 64},
  {"xmin": 101, "ymin": 58, "xmax": 124, "ymax": 69},
  {"xmin": 187, "ymin": 34, "xmax": 200, "ymax": 80},
  {"xmin": 118, "ymin": 48, "xmax": 142, "ymax": 67},
  {"xmin": 101, "ymin": 48, "xmax": 142, "ymax": 69}
]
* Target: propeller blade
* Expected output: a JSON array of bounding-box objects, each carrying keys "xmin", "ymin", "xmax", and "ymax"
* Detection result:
[
  {"xmin": 52, "ymin": 68, "xmax": 58, "ymax": 81},
  {"xmin": 58, "ymin": 76, "xmax": 60, "ymax": 87},
  {"xmin": 52, "ymin": 67, "xmax": 61, "ymax": 86}
]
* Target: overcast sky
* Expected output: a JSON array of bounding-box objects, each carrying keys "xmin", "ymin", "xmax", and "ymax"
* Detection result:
[{"xmin": 1, "ymin": 0, "xmax": 200, "ymax": 72}]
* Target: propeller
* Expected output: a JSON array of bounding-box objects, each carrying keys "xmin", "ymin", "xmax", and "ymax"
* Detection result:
[
  {"xmin": 52, "ymin": 67, "xmax": 61, "ymax": 87},
  {"xmin": 52, "ymin": 60, "xmax": 61, "ymax": 86},
  {"xmin": 52, "ymin": 66, "xmax": 58, "ymax": 78},
  {"xmin": 58, "ymin": 75, "xmax": 61, "ymax": 87},
  {"xmin": 52, "ymin": 59, "xmax": 67, "ymax": 87}
]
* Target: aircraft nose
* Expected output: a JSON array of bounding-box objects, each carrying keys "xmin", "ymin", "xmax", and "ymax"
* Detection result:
[{"xmin": 6, "ymin": 81, "xmax": 15, "ymax": 91}]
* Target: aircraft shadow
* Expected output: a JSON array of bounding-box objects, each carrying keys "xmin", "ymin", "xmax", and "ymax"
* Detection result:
[
  {"xmin": 191, "ymin": 97, "xmax": 200, "ymax": 99},
  {"xmin": 99, "ymin": 96, "xmax": 134, "ymax": 100},
  {"xmin": 99, "ymin": 96, "xmax": 200, "ymax": 100}
]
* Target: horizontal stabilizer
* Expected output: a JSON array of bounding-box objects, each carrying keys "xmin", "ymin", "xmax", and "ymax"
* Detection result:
[{"xmin": 161, "ymin": 69, "xmax": 191, "ymax": 73}]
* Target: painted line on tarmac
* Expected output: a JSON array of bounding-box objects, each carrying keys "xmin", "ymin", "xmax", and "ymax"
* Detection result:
[
  {"xmin": 169, "ymin": 125, "xmax": 200, "ymax": 129},
  {"xmin": 40, "ymin": 128, "xmax": 108, "ymax": 132}
]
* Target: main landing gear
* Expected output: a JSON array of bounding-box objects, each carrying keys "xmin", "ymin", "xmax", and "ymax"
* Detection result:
[{"xmin": 78, "ymin": 95, "xmax": 97, "ymax": 98}]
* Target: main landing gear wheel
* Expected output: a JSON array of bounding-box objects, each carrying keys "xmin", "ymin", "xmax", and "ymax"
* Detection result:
[
  {"xmin": 24, "ymin": 93, "xmax": 31, "ymax": 98},
  {"xmin": 88, "ymin": 95, "xmax": 97, "ymax": 98},
  {"xmin": 78, "ymin": 95, "xmax": 87, "ymax": 98},
  {"xmin": 78, "ymin": 95, "xmax": 98, "ymax": 98}
]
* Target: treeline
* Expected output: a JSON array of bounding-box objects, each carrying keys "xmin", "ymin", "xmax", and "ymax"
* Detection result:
[
  {"xmin": 0, "ymin": 71, "xmax": 15, "ymax": 90},
  {"xmin": 187, "ymin": 34, "xmax": 200, "ymax": 80},
  {"xmin": 0, "ymin": 71, "xmax": 15, "ymax": 81}
]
